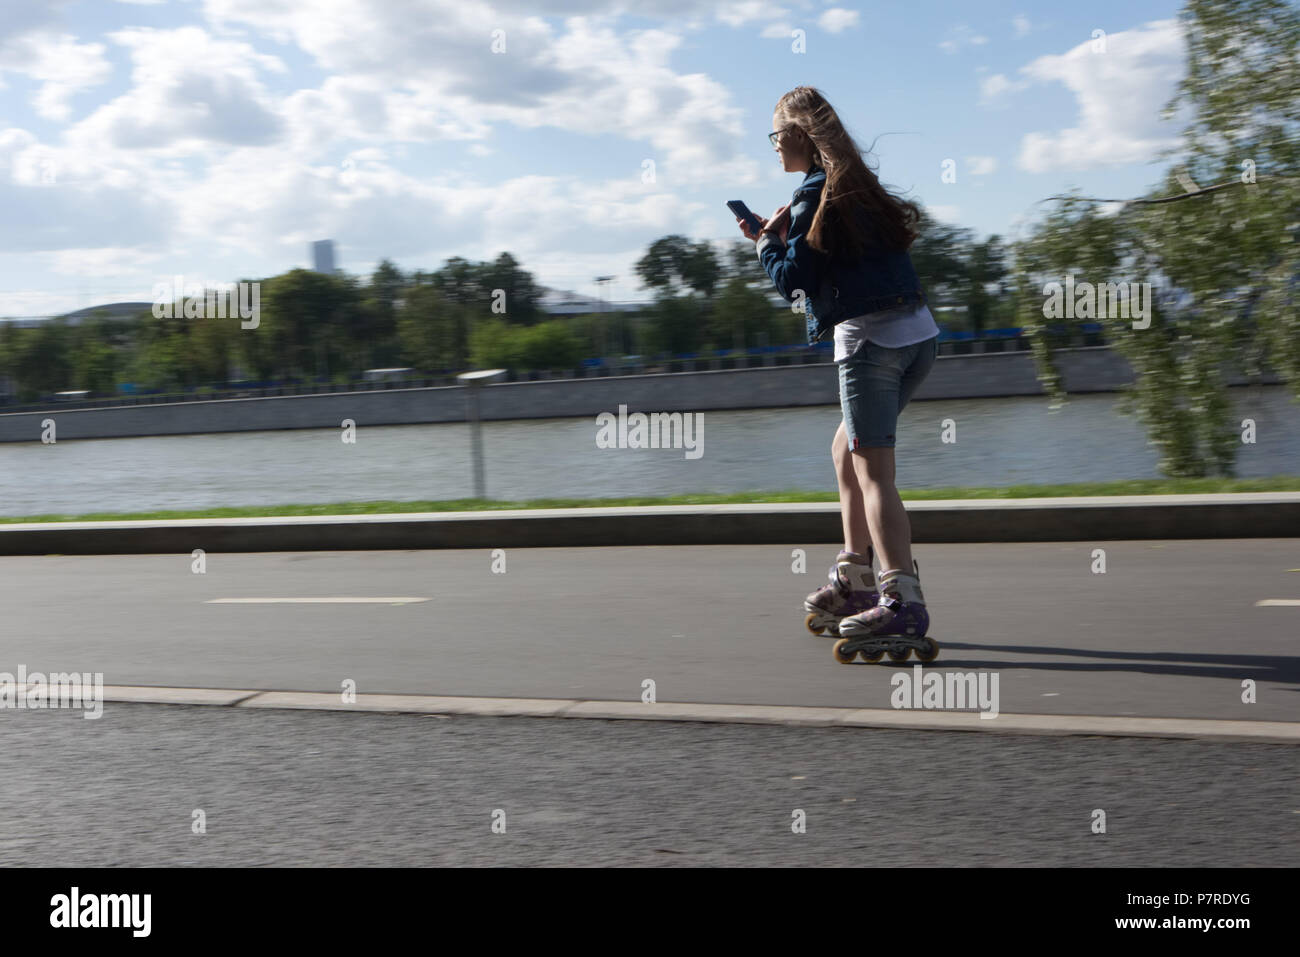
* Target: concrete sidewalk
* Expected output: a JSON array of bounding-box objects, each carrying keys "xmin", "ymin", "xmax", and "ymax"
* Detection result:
[
  {"xmin": 1, "ymin": 492, "xmax": 1297, "ymax": 554},
  {"xmin": 61, "ymin": 686, "xmax": 1300, "ymax": 743}
]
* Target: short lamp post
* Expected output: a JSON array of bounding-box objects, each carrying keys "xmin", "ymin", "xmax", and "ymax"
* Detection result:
[{"xmin": 456, "ymin": 368, "xmax": 506, "ymax": 500}]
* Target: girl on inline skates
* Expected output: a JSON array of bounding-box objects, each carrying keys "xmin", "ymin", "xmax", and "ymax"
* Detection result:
[{"xmin": 735, "ymin": 86, "xmax": 940, "ymax": 663}]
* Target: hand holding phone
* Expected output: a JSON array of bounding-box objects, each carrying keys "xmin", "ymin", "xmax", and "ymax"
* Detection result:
[{"xmin": 728, "ymin": 200, "xmax": 764, "ymax": 238}]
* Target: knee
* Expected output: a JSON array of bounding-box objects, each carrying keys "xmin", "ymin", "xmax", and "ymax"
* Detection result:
[
  {"xmin": 851, "ymin": 448, "xmax": 896, "ymax": 488},
  {"xmin": 831, "ymin": 429, "xmax": 848, "ymax": 463},
  {"xmin": 833, "ymin": 448, "xmax": 853, "ymax": 482}
]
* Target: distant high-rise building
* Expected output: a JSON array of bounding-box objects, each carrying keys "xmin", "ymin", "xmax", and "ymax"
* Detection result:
[{"xmin": 312, "ymin": 239, "xmax": 337, "ymax": 274}]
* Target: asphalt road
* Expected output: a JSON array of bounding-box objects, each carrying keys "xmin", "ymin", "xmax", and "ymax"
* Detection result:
[
  {"xmin": 1, "ymin": 704, "xmax": 1295, "ymax": 867},
  {"xmin": 0, "ymin": 541, "xmax": 1296, "ymax": 720}
]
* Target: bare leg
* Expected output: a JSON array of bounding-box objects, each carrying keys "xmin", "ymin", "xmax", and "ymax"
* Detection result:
[
  {"xmin": 832, "ymin": 421, "xmax": 872, "ymax": 556},
  {"xmin": 848, "ymin": 445, "xmax": 913, "ymax": 573}
]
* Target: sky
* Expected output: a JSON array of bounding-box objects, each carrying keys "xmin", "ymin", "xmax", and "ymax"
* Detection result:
[{"xmin": 0, "ymin": 0, "xmax": 1193, "ymax": 316}]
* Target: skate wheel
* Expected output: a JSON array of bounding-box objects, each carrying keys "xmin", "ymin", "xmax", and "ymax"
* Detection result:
[
  {"xmin": 859, "ymin": 648, "xmax": 884, "ymax": 663},
  {"xmin": 804, "ymin": 612, "xmax": 827, "ymax": 636},
  {"xmin": 886, "ymin": 647, "xmax": 911, "ymax": 662},
  {"xmin": 916, "ymin": 637, "xmax": 940, "ymax": 663},
  {"xmin": 832, "ymin": 638, "xmax": 856, "ymax": 664}
]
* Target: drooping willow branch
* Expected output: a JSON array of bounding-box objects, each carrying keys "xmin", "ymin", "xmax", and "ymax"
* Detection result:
[
  {"xmin": 1038, "ymin": 176, "xmax": 1297, "ymax": 207},
  {"xmin": 1039, "ymin": 180, "xmax": 1248, "ymax": 206}
]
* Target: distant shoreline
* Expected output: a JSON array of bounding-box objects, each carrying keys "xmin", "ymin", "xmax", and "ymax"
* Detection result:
[{"xmin": 0, "ymin": 347, "xmax": 1287, "ymax": 444}]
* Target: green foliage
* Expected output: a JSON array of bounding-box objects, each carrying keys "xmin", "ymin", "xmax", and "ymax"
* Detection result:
[
  {"xmin": 428, "ymin": 252, "xmax": 542, "ymax": 324},
  {"xmin": 257, "ymin": 268, "xmax": 366, "ymax": 380},
  {"xmin": 71, "ymin": 324, "xmax": 118, "ymax": 394},
  {"xmin": 563, "ymin": 310, "xmax": 640, "ymax": 358},
  {"xmin": 15, "ymin": 320, "xmax": 73, "ymax": 398},
  {"xmin": 469, "ymin": 317, "xmax": 580, "ymax": 372},
  {"xmin": 1012, "ymin": 0, "xmax": 1299, "ymax": 478},
  {"xmin": 398, "ymin": 284, "xmax": 469, "ymax": 372},
  {"xmin": 0, "ymin": 251, "xmax": 559, "ymax": 398},
  {"xmin": 359, "ymin": 259, "xmax": 405, "ymax": 367},
  {"xmin": 723, "ymin": 239, "xmax": 772, "ymax": 290},
  {"xmin": 642, "ymin": 295, "xmax": 710, "ymax": 356},
  {"xmin": 127, "ymin": 324, "xmax": 189, "ymax": 392},
  {"xmin": 519, "ymin": 319, "xmax": 581, "ymax": 370},
  {"xmin": 480, "ymin": 252, "xmax": 544, "ymax": 325},
  {"xmin": 909, "ymin": 208, "xmax": 1013, "ymax": 334},
  {"xmin": 631, "ymin": 238, "xmax": 792, "ymax": 354},
  {"xmin": 635, "ymin": 235, "xmax": 721, "ymax": 299},
  {"xmin": 1167, "ymin": 0, "xmax": 1300, "ymax": 172},
  {"xmin": 13, "ymin": 476, "xmax": 1300, "ymax": 524},
  {"xmin": 965, "ymin": 236, "xmax": 1011, "ymax": 335},
  {"xmin": 909, "ymin": 207, "xmax": 974, "ymax": 305},
  {"xmin": 468, "ymin": 316, "xmax": 523, "ymax": 370},
  {"xmin": 713, "ymin": 277, "xmax": 782, "ymax": 351}
]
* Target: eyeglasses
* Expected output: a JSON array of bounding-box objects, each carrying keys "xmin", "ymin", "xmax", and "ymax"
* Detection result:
[{"xmin": 768, "ymin": 125, "xmax": 798, "ymax": 147}]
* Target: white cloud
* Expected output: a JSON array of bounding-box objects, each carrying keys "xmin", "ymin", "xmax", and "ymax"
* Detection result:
[
  {"xmin": 714, "ymin": 1, "xmax": 790, "ymax": 28},
  {"xmin": 200, "ymin": 2, "xmax": 751, "ymax": 181},
  {"xmin": 1012, "ymin": 15, "xmax": 1031, "ymax": 38},
  {"xmin": 818, "ymin": 8, "xmax": 860, "ymax": 33},
  {"xmin": 0, "ymin": 127, "xmax": 180, "ymax": 256},
  {"xmin": 927, "ymin": 205, "xmax": 962, "ymax": 224},
  {"xmin": 7, "ymin": 119, "xmax": 706, "ymax": 295},
  {"xmin": 0, "ymin": 31, "xmax": 113, "ymax": 121},
  {"xmin": 0, "ymin": 0, "xmax": 837, "ymax": 309},
  {"xmin": 1015, "ymin": 19, "xmax": 1185, "ymax": 173},
  {"xmin": 965, "ymin": 155, "xmax": 997, "ymax": 176},
  {"xmin": 980, "ymin": 73, "xmax": 1011, "ymax": 99},
  {"xmin": 42, "ymin": 246, "xmax": 167, "ymax": 278},
  {"xmin": 0, "ymin": 0, "xmax": 67, "ymax": 48},
  {"xmin": 65, "ymin": 27, "xmax": 287, "ymax": 151},
  {"xmin": 979, "ymin": 72, "xmax": 1029, "ymax": 104},
  {"xmin": 939, "ymin": 25, "xmax": 988, "ymax": 54},
  {"xmin": 0, "ymin": 289, "xmax": 102, "ymax": 318}
]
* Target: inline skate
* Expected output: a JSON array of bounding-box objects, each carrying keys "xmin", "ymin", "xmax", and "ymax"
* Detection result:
[
  {"xmin": 803, "ymin": 547, "xmax": 879, "ymax": 637},
  {"xmin": 833, "ymin": 560, "xmax": 939, "ymax": 663}
]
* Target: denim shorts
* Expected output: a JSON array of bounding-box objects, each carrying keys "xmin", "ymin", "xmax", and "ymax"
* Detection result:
[{"xmin": 838, "ymin": 335, "xmax": 938, "ymax": 449}]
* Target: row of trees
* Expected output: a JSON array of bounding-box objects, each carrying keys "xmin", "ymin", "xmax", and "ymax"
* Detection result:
[
  {"xmin": 0, "ymin": 254, "xmax": 556, "ymax": 398},
  {"xmin": 0, "ymin": 223, "xmax": 1013, "ymax": 401}
]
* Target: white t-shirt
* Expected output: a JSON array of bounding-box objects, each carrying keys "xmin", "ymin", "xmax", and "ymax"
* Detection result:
[{"xmin": 833, "ymin": 302, "xmax": 941, "ymax": 362}]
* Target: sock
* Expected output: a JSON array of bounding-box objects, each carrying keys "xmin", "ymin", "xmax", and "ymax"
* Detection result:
[
  {"xmin": 877, "ymin": 567, "xmax": 925, "ymax": 605},
  {"xmin": 832, "ymin": 549, "xmax": 877, "ymax": 593}
]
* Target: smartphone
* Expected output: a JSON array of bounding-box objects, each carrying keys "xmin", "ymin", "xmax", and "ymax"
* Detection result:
[{"xmin": 727, "ymin": 200, "xmax": 763, "ymax": 233}]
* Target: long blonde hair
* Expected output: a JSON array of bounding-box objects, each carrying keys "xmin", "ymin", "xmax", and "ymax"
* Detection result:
[{"xmin": 774, "ymin": 86, "xmax": 921, "ymax": 259}]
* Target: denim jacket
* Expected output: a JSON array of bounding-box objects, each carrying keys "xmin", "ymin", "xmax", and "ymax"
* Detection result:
[{"xmin": 757, "ymin": 163, "xmax": 927, "ymax": 345}]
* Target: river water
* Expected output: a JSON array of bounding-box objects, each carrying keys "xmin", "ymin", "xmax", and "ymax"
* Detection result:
[{"xmin": 1, "ymin": 388, "xmax": 1296, "ymax": 516}]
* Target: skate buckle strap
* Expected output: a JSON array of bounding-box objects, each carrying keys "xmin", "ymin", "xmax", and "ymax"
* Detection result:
[
  {"xmin": 828, "ymin": 565, "xmax": 848, "ymax": 594},
  {"xmin": 879, "ymin": 594, "xmax": 903, "ymax": 612}
]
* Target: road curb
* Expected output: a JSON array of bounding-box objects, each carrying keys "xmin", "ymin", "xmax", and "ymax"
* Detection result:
[
  {"xmin": 81, "ymin": 686, "xmax": 1300, "ymax": 743},
  {"xmin": 2, "ymin": 493, "xmax": 1299, "ymax": 554}
]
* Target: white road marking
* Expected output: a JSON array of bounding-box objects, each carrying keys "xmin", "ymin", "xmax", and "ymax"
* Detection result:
[
  {"xmin": 1255, "ymin": 599, "xmax": 1300, "ymax": 606},
  {"xmin": 206, "ymin": 597, "xmax": 429, "ymax": 604}
]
